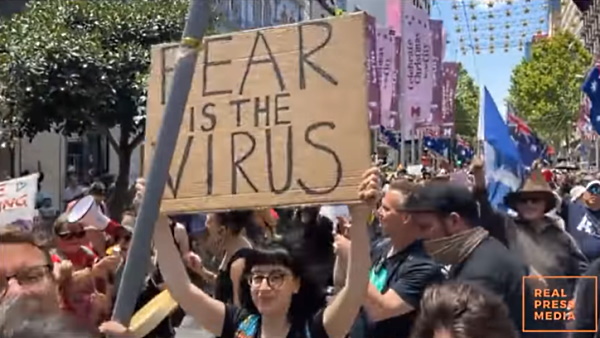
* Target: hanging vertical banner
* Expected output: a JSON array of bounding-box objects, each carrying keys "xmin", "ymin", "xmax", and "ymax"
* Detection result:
[
  {"xmin": 441, "ymin": 26, "xmax": 447, "ymax": 61},
  {"xmin": 430, "ymin": 20, "xmax": 444, "ymax": 126},
  {"xmin": 400, "ymin": 2, "xmax": 433, "ymax": 138},
  {"xmin": 388, "ymin": 36, "xmax": 401, "ymax": 130},
  {"xmin": 377, "ymin": 27, "xmax": 397, "ymax": 129},
  {"xmin": 366, "ymin": 15, "xmax": 381, "ymax": 127},
  {"xmin": 386, "ymin": 0, "xmax": 401, "ymax": 33},
  {"xmin": 441, "ymin": 62, "xmax": 459, "ymax": 137}
]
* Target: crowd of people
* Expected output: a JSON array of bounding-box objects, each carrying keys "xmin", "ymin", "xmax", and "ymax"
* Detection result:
[{"xmin": 2, "ymin": 158, "xmax": 600, "ymax": 338}]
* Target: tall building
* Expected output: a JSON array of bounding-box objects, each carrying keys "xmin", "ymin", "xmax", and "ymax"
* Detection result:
[
  {"xmin": 413, "ymin": 0, "xmax": 432, "ymax": 14},
  {"xmin": 548, "ymin": 0, "xmax": 562, "ymax": 35},
  {"xmin": 342, "ymin": 0, "xmax": 431, "ymax": 27},
  {"xmin": 214, "ymin": 0, "xmax": 307, "ymax": 31},
  {"xmin": 559, "ymin": 0, "xmax": 585, "ymax": 36},
  {"xmin": 581, "ymin": 0, "xmax": 599, "ymax": 56}
]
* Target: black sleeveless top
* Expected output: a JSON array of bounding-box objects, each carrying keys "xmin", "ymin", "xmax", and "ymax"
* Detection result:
[{"xmin": 214, "ymin": 247, "xmax": 254, "ymax": 304}]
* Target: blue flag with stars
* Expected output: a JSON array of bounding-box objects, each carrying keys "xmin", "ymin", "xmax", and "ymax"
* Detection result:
[
  {"xmin": 424, "ymin": 135, "xmax": 450, "ymax": 156},
  {"xmin": 378, "ymin": 125, "xmax": 400, "ymax": 150},
  {"xmin": 482, "ymin": 87, "xmax": 523, "ymax": 210},
  {"xmin": 582, "ymin": 66, "xmax": 600, "ymax": 135}
]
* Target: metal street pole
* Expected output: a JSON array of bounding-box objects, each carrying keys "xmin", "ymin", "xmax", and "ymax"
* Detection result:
[{"xmin": 110, "ymin": 0, "xmax": 211, "ymax": 327}]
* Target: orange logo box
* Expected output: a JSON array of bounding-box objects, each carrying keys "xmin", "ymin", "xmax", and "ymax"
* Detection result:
[{"xmin": 522, "ymin": 276, "xmax": 598, "ymax": 333}]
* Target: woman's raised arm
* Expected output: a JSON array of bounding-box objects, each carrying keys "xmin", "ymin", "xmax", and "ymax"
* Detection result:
[
  {"xmin": 321, "ymin": 168, "xmax": 377, "ymax": 337},
  {"xmin": 153, "ymin": 215, "xmax": 227, "ymax": 335}
]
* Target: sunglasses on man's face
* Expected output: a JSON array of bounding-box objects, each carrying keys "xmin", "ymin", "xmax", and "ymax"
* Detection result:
[
  {"xmin": 57, "ymin": 231, "xmax": 86, "ymax": 240},
  {"xmin": 518, "ymin": 197, "xmax": 543, "ymax": 204}
]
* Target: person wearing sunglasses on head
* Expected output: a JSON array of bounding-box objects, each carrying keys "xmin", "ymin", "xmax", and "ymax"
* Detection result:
[
  {"xmin": 51, "ymin": 213, "xmax": 119, "ymax": 273},
  {"xmin": 51, "ymin": 213, "xmax": 98, "ymax": 270},
  {"xmin": 50, "ymin": 214, "xmax": 119, "ymax": 323}
]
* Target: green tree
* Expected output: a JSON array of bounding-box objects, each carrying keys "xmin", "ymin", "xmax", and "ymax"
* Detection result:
[
  {"xmin": 454, "ymin": 63, "xmax": 479, "ymax": 140},
  {"xmin": 0, "ymin": 0, "xmax": 208, "ymax": 218},
  {"xmin": 508, "ymin": 30, "xmax": 591, "ymax": 143}
]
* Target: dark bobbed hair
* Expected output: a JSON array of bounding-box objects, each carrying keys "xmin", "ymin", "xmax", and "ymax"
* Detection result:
[
  {"xmin": 214, "ymin": 210, "xmax": 256, "ymax": 236},
  {"xmin": 293, "ymin": 206, "xmax": 321, "ymax": 224},
  {"xmin": 239, "ymin": 239, "xmax": 326, "ymax": 325},
  {"xmin": 287, "ymin": 213, "xmax": 334, "ymax": 257}
]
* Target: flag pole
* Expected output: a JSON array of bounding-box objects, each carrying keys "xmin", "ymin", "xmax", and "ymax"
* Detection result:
[
  {"xmin": 476, "ymin": 85, "xmax": 484, "ymax": 158},
  {"xmin": 110, "ymin": 0, "xmax": 211, "ymax": 328}
]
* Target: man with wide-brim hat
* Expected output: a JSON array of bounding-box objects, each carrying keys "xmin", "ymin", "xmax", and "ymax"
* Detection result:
[
  {"xmin": 503, "ymin": 169, "xmax": 558, "ymax": 217},
  {"xmin": 471, "ymin": 158, "xmax": 588, "ymax": 332}
]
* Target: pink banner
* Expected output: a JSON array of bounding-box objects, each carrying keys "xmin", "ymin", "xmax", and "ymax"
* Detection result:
[
  {"xmin": 377, "ymin": 27, "xmax": 397, "ymax": 129},
  {"xmin": 441, "ymin": 26, "xmax": 447, "ymax": 61},
  {"xmin": 400, "ymin": 2, "xmax": 433, "ymax": 138},
  {"xmin": 441, "ymin": 62, "xmax": 459, "ymax": 137},
  {"xmin": 430, "ymin": 20, "xmax": 444, "ymax": 126},
  {"xmin": 388, "ymin": 36, "xmax": 401, "ymax": 130},
  {"xmin": 366, "ymin": 15, "xmax": 381, "ymax": 127},
  {"xmin": 387, "ymin": 0, "xmax": 401, "ymax": 33}
]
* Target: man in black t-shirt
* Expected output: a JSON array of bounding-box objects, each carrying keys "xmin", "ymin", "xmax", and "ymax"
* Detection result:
[
  {"xmin": 405, "ymin": 182, "xmax": 540, "ymax": 337},
  {"xmin": 335, "ymin": 180, "xmax": 444, "ymax": 338}
]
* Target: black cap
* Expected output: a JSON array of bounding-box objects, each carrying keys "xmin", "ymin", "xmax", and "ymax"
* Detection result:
[{"xmin": 402, "ymin": 182, "xmax": 479, "ymax": 221}]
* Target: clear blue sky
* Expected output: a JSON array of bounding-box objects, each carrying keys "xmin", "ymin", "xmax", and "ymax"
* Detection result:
[{"xmin": 430, "ymin": 0, "xmax": 549, "ymax": 110}]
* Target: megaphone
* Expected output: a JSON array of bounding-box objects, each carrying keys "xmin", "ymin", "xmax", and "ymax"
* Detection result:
[{"xmin": 67, "ymin": 195, "xmax": 111, "ymax": 231}]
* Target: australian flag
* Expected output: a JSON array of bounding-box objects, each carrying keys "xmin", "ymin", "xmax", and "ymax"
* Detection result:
[
  {"xmin": 455, "ymin": 134, "xmax": 474, "ymax": 163},
  {"xmin": 423, "ymin": 129, "xmax": 450, "ymax": 156},
  {"xmin": 582, "ymin": 65, "xmax": 600, "ymax": 135},
  {"xmin": 507, "ymin": 111, "xmax": 546, "ymax": 167}
]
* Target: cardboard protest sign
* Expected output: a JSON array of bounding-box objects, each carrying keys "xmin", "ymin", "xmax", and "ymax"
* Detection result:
[
  {"xmin": 0, "ymin": 174, "xmax": 39, "ymax": 229},
  {"xmin": 145, "ymin": 13, "xmax": 372, "ymax": 213}
]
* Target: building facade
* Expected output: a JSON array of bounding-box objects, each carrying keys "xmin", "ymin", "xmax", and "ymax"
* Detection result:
[
  {"xmin": 214, "ymin": 0, "xmax": 308, "ymax": 31},
  {"xmin": 559, "ymin": 0, "xmax": 585, "ymax": 36},
  {"xmin": 581, "ymin": 0, "xmax": 599, "ymax": 56}
]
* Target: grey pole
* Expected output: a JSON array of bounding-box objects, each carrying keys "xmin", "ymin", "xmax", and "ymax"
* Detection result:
[{"xmin": 111, "ymin": 0, "xmax": 211, "ymax": 327}]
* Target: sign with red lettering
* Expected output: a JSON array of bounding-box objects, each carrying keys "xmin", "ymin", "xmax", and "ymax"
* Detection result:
[{"xmin": 0, "ymin": 174, "xmax": 39, "ymax": 228}]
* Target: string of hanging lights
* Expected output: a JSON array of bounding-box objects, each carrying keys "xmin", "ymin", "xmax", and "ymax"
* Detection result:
[{"xmin": 450, "ymin": 0, "xmax": 550, "ymax": 54}]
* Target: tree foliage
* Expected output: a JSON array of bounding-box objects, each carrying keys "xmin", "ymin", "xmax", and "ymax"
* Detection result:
[
  {"xmin": 0, "ymin": 0, "xmax": 198, "ymax": 217},
  {"xmin": 454, "ymin": 63, "xmax": 479, "ymax": 139},
  {"xmin": 508, "ymin": 30, "xmax": 591, "ymax": 142}
]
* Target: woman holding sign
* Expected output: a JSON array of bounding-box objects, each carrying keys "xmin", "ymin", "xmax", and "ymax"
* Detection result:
[{"xmin": 146, "ymin": 168, "xmax": 376, "ymax": 338}]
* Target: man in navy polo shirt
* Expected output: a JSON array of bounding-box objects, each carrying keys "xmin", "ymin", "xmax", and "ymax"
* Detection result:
[{"xmin": 335, "ymin": 180, "xmax": 444, "ymax": 338}]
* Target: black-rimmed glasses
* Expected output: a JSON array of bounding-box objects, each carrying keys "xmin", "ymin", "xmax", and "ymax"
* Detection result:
[
  {"xmin": 0, "ymin": 265, "xmax": 52, "ymax": 299},
  {"xmin": 247, "ymin": 271, "xmax": 289, "ymax": 290}
]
